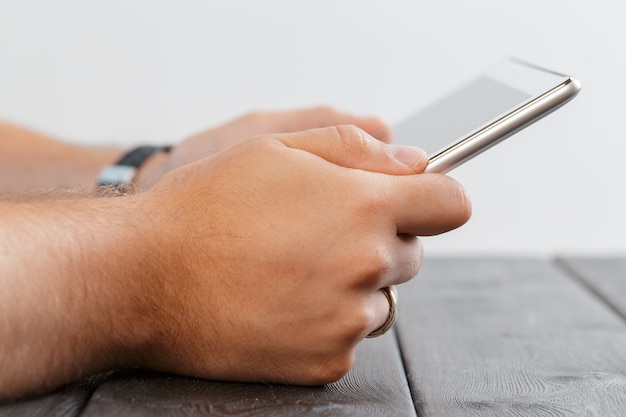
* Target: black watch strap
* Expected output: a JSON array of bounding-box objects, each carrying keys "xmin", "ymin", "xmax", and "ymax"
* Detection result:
[{"xmin": 98, "ymin": 145, "xmax": 172, "ymax": 187}]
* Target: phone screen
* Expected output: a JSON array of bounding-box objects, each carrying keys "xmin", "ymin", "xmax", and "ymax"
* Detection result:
[
  {"xmin": 392, "ymin": 59, "xmax": 579, "ymax": 172},
  {"xmin": 393, "ymin": 77, "xmax": 531, "ymax": 156}
]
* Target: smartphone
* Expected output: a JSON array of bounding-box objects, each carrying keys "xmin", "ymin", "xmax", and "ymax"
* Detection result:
[{"xmin": 392, "ymin": 58, "xmax": 581, "ymax": 173}]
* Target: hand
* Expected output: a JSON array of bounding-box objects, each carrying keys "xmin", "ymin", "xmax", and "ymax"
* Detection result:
[
  {"xmin": 136, "ymin": 107, "xmax": 391, "ymax": 185},
  {"xmin": 131, "ymin": 125, "xmax": 471, "ymax": 385}
]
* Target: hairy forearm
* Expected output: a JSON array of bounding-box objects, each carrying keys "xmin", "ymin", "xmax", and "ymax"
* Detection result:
[
  {"xmin": 0, "ymin": 121, "xmax": 121, "ymax": 193},
  {"xmin": 0, "ymin": 196, "xmax": 161, "ymax": 399}
]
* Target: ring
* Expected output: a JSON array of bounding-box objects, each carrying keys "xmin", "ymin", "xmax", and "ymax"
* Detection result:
[{"xmin": 366, "ymin": 285, "xmax": 398, "ymax": 338}]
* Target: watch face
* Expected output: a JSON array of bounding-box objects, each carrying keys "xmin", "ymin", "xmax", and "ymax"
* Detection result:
[{"xmin": 98, "ymin": 165, "xmax": 138, "ymax": 186}]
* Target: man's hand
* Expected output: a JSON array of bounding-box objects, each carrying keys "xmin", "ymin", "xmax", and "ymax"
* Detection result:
[
  {"xmin": 133, "ymin": 125, "xmax": 470, "ymax": 385},
  {"xmin": 0, "ymin": 107, "xmax": 389, "ymax": 194},
  {"xmin": 0, "ymin": 123, "xmax": 470, "ymax": 400},
  {"xmin": 135, "ymin": 107, "xmax": 392, "ymax": 187}
]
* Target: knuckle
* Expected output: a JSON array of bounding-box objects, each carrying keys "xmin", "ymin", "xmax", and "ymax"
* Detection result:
[
  {"xmin": 352, "ymin": 236, "xmax": 423, "ymax": 287},
  {"xmin": 351, "ymin": 243, "xmax": 393, "ymax": 288},
  {"xmin": 241, "ymin": 136, "xmax": 275, "ymax": 154},
  {"xmin": 345, "ymin": 302, "xmax": 375, "ymax": 336},
  {"xmin": 333, "ymin": 124, "xmax": 371, "ymax": 159},
  {"xmin": 369, "ymin": 247, "xmax": 393, "ymax": 281}
]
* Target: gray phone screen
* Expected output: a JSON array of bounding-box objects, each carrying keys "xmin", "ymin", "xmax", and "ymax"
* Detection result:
[{"xmin": 393, "ymin": 77, "xmax": 532, "ymax": 156}]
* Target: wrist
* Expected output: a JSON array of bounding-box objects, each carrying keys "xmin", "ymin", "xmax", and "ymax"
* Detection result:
[
  {"xmin": 103, "ymin": 193, "xmax": 170, "ymax": 369},
  {"xmin": 132, "ymin": 151, "xmax": 171, "ymax": 190},
  {"xmin": 108, "ymin": 191, "xmax": 185, "ymax": 371},
  {"xmin": 51, "ymin": 194, "xmax": 169, "ymax": 372}
]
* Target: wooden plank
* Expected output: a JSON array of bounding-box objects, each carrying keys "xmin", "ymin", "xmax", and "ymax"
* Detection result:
[
  {"xmin": 557, "ymin": 256, "xmax": 626, "ymax": 319},
  {"xmin": 0, "ymin": 374, "xmax": 104, "ymax": 417},
  {"xmin": 81, "ymin": 329, "xmax": 416, "ymax": 417},
  {"xmin": 396, "ymin": 257, "xmax": 626, "ymax": 417}
]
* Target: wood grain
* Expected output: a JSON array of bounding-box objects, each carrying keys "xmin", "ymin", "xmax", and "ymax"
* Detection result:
[
  {"xmin": 0, "ymin": 373, "xmax": 105, "ymax": 417},
  {"xmin": 6, "ymin": 257, "xmax": 626, "ymax": 416},
  {"xmin": 396, "ymin": 257, "xmax": 626, "ymax": 417},
  {"xmin": 81, "ymin": 328, "xmax": 416, "ymax": 417},
  {"xmin": 557, "ymin": 256, "xmax": 626, "ymax": 319}
]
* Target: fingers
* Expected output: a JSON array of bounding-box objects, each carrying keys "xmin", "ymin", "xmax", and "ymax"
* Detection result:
[
  {"xmin": 350, "ymin": 235, "xmax": 420, "ymax": 339},
  {"xmin": 276, "ymin": 124, "xmax": 470, "ymax": 236},
  {"xmin": 379, "ymin": 234, "xmax": 423, "ymax": 287},
  {"xmin": 367, "ymin": 286, "xmax": 398, "ymax": 338},
  {"xmin": 391, "ymin": 173, "xmax": 472, "ymax": 236},
  {"xmin": 278, "ymin": 125, "xmax": 428, "ymax": 175},
  {"xmin": 365, "ymin": 239, "xmax": 415, "ymax": 338},
  {"xmin": 272, "ymin": 107, "xmax": 392, "ymax": 142}
]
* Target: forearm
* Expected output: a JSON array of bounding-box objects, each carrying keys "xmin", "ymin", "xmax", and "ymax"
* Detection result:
[
  {"xmin": 0, "ymin": 195, "xmax": 161, "ymax": 399},
  {"xmin": 0, "ymin": 121, "xmax": 122, "ymax": 194}
]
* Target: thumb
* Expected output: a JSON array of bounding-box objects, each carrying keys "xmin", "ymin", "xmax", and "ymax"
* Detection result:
[{"xmin": 279, "ymin": 125, "xmax": 428, "ymax": 175}]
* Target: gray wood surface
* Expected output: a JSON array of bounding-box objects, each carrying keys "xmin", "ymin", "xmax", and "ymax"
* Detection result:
[
  {"xmin": 557, "ymin": 257, "xmax": 626, "ymax": 320},
  {"xmin": 396, "ymin": 257, "xmax": 626, "ymax": 416},
  {"xmin": 81, "ymin": 329, "xmax": 416, "ymax": 417},
  {"xmin": 4, "ymin": 257, "xmax": 626, "ymax": 416},
  {"xmin": 0, "ymin": 374, "xmax": 105, "ymax": 417}
]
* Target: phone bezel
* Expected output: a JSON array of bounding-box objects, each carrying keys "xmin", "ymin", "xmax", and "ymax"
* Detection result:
[{"xmin": 424, "ymin": 61, "xmax": 581, "ymax": 173}]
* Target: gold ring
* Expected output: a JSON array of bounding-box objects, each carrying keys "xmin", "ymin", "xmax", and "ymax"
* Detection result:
[{"xmin": 366, "ymin": 286, "xmax": 398, "ymax": 338}]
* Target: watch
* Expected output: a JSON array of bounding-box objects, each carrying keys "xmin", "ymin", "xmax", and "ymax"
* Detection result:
[{"xmin": 98, "ymin": 145, "xmax": 172, "ymax": 187}]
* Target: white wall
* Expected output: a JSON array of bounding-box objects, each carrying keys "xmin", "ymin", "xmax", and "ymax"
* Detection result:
[{"xmin": 1, "ymin": 0, "xmax": 624, "ymax": 256}]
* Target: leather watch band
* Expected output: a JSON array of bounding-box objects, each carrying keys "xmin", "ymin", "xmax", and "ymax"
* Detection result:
[{"xmin": 98, "ymin": 145, "xmax": 172, "ymax": 187}]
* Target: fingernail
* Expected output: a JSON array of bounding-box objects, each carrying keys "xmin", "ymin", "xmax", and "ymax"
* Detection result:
[{"xmin": 388, "ymin": 144, "xmax": 427, "ymax": 169}]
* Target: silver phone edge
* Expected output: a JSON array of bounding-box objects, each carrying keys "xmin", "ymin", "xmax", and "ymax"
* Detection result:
[{"xmin": 424, "ymin": 77, "xmax": 582, "ymax": 174}]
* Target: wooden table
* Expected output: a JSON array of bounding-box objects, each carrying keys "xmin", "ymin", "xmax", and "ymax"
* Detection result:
[{"xmin": 2, "ymin": 257, "xmax": 626, "ymax": 416}]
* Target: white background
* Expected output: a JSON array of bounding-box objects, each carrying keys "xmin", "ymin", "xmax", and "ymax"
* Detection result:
[{"xmin": 1, "ymin": 1, "xmax": 624, "ymax": 256}]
